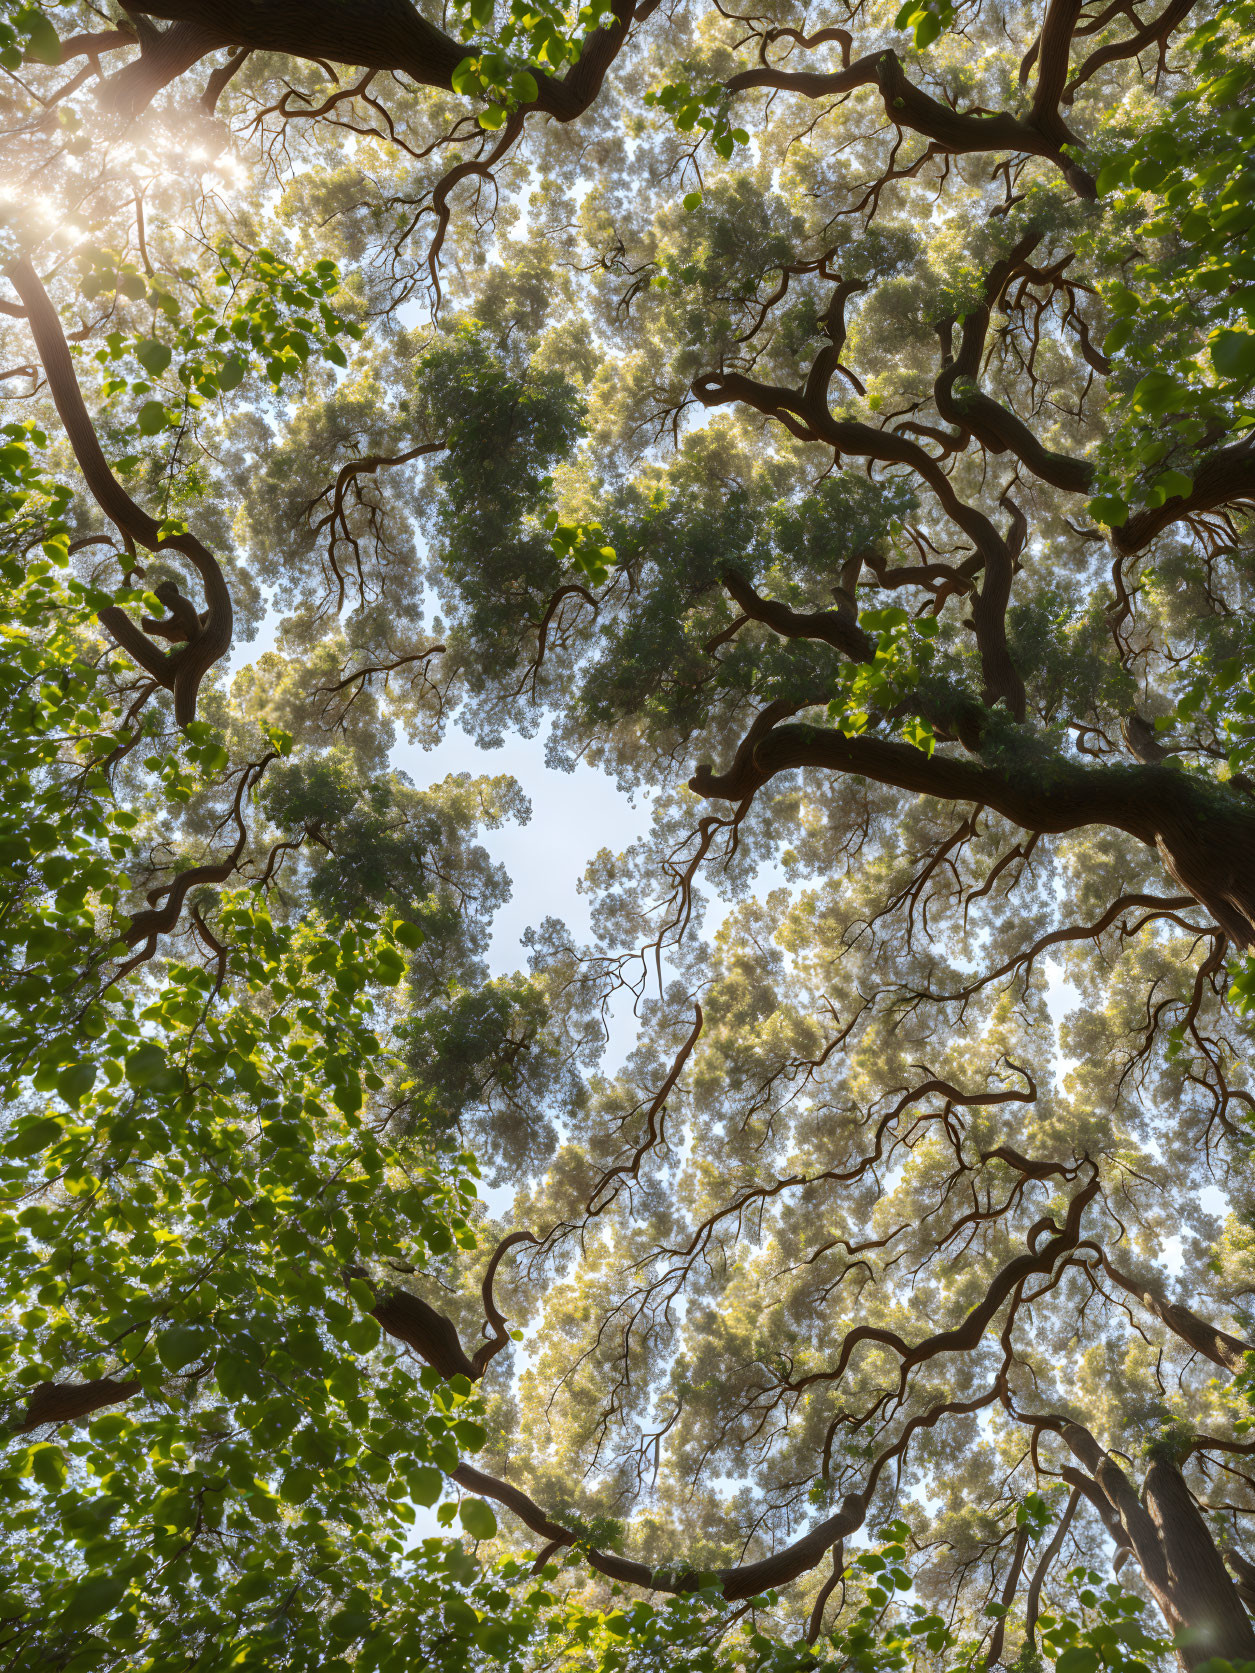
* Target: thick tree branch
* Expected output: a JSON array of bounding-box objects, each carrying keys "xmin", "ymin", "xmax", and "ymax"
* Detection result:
[
  {"xmin": 5, "ymin": 259, "xmax": 232, "ymax": 726},
  {"xmin": 689, "ymin": 718, "xmax": 1255, "ymax": 945},
  {"xmin": 102, "ymin": 14, "xmax": 227, "ymax": 116},
  {"xmin": 120, "ymin": 0, "xmax": 658, "ymax": 124},
  {"xmin": 9, "ymin": 1376, "xmax": 142, "ymax": 1436},
  {"xmin": 693, "ymin": 369, "xmax": 1027, "ymax": 718},
  {"xmin": 1094, "ymin": 1254, "xmax": 1255, "ymax": 1373},
  {"xmin": 720, "ymin": 569, "xmax": 873, "ymax": 662},
  {"xmin": 932, "ymin": 232, "xmax": 1096, "ymax": 496},
  {"xmin": 725, "ymin": 50, "xmax": 1096, "ymax": 196},
  {"xmin": 1117, "ymin": 436, "xmax": 1255, "ymax": 554},
  {"xmin": 1064, "ymin": 0, "xmax": 1200, "ymax": 102},
  {"xmin": 451, "ymin": 1459, "xmax": 866, "ymax": 1600}
]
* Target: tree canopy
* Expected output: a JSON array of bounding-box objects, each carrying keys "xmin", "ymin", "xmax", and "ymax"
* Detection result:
[{"xmin": 3, "ymin": 0, "xmax": 1255, "ymax": 1667}]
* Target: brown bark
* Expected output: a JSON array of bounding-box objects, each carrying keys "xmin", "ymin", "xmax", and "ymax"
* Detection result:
[
  {"xmin": 10, "ymin": 1376, "xmax": 142, "ymax": 1435},
  {"xmin": 1225, "ymin": 1545, "xmax": 1255, "ymax": 1613},
  {"xmin": 1029, "ymin": 0, "xmax": 1086, "ymax": 148},
  {"xmin": 720, "ymin": 569, "xmax": 873, "ymax": 662},
  {"xmin": 1144, "ymin": 1457, "xmax": 1255, "ymax": 1662},
  {"xmin": 1024, "ymin": 1485, "xmax": 1081, "ymax": 1649},
  {"xmin": 787, "ymin": 1169, "xmax": 1100, "ymax": 1396},
  {"xmin": 689, "ymin": 721, "xmax": 1255, "ymax": 947},
  {"xmin": 1064, "ymin": 0, "xmax": 1201, "ymax": 102},
  {"xmin": 5, "ymin": 259, "xmax": 232, "ymax": 727},
  {"xmin": 370, "ymin": 1288, "xmax": 480, "ymax": 1381},
  {"xmin": 931, "ymin": 230, "xmax": 1096, "ymax": 497},
  {"xmin": 693, "ymin": 369, "xmax": 1026, "ymax": 717},
  {"xmin": 450, "ymin": 1459, "xmax": 866, "ymax": 1600},
  {"xmin": 1057, "ymin": 1425, "xmax": 1255, "ymax": 1664},
  {"xmin": 1097, "ymin": 1255, "xmax": 1255, "ymax": 1374},
  {"xmin": 102, "ymin": 15, "xmax": 228, "ymax": 116},
  {"xmin": 985, "ymin": 1525, "xmax": 1030, "ymax": 1667},
  {"xmin": 119, "ymin": 0, "xmax": 656, "ymax": 124},
  {"xmin": 1117, "ymin": 437, "xmax": 1255, "ymax": 553},
  {"xmin": 725, "ymin": 49, "xmax": 1095, "ymax": 196}
]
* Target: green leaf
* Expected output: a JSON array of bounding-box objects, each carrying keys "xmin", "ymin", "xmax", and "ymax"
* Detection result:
[
  {"xmin": 279, "ymin": 1467, "xmax": 317, "ymax": 1504},
  {"xmin": 451, "ymin": 56, "xmax": 479, "ymax": 96},
  {"xmin": 126, "ymin": 1042, "xmax": 174, "ymax": 1089},
  {"xmin": 135, "ymin": 339, "xmax": 172, "ymax": 377},
  {"xmin": 217, "ymin": 354, "xmax": 247, "ymax": 392},
  {"xmin": 1130, "ymin": 373, "xmax": 1190, "ymax": 417},
  {"xmin": 8, "ymin": 1115, "xmax": 62, "ymax": 1158},
  {"xmin": 158, "ymin": 1323, "xmax": 210, "ymax": 1371},
  {"xmin": 1057, "ymin": 1651, "xmax": 1099, "ymax": 1673},
  {"xmin": 682, "ymin": 191, "xmax": 702, "ymax": 212},
  {"xmin": 475, "ymin": 1620, "xmax": 513, "ymax": 1656},
  {"xmin": 136, "ymin": 401, "xmax": 170, "ymax": 437},
  {"xmin": 1212, "ymin": 328, "xmax": 1255, "ymax": 382},
  {"xmin": 411, "ymin": 1466, "xmax": 443, "ymax": 1506},
  {"xmin": 453, "ymin": 1417, "xmax": 487, "ymax": 1450},
  {"xmin": 64, "ymin": 1574, "xmax": 127, "ymax": 1622},
  {"xmin": 1103, "ymin": 317, "xmax": 1134, "ymax": 355},
  {"xmin": 1096, "ymin": 158, "xmax": 1131, "ymax": 195},
  {"xmin": 56, "ymin": 1060, "xmax": 96, "ymax": 1106},
  {"xmin": 1087, "ymin": 493, "xmax": 1129, "ymax": 527},
  {"xmin": 459, "ymin": 1498, "xmax": 497, "ymax": 1540},
  {"xmin": 25, "ymin": 1443, "xmax": 66, "ymax": 1490},
  {"xmin": 328, "ymin": 1608, "xmax": 372, "ymax": 1640},
  {"xmin": 20, "ymin": 8, "xmax": 60, "ymax": 65}
]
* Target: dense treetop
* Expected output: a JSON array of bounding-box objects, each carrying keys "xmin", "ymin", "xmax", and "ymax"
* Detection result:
[{"xmin": 2, "ymin": 0, "xmax": 1255, "ymax": 1666}]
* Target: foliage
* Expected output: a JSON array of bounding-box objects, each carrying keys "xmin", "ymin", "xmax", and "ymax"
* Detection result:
[
  {"xmin": 1086, "ymin": 0, "xmax": 1255, "ymax": 526},
  {"xmin": 4, "ymin": 0, "xmax": 1255, "ymax": 1667}
]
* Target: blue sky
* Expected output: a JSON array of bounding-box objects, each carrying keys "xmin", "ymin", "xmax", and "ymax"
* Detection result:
[{"xmin": 394, "ymin": 723, "xmax": 654, "ymax": 977}]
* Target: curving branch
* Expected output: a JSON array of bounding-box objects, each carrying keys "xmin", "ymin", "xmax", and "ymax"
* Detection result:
[
  {"xmin": 1091, "ymin": 1252, "xmax": 1255, "ymax": 1373},
  {"xmin": 689, "ymin": 716, "xmax": 1255, "ymax": 947},
  {"xmin": 1024, "ymin": 1484, "xmax": 1081, "ymax": 1649},
  {"xmin": 119, "ymin": 755, "xmax": 273, "ymax": 959},
  {"xmin": 931, "ymin": 232, "xmax": 1096, "ymax": 496},
  {"xmin": 361, "ymin": 1230, "xmax": 536, "ymax": 1382},
  {"xmin": 984, "ymin": 1524, "xmax": 1030, "ymax": 1667},
  {"xmin": 582, "ymin": 1005, "xmax": 704, "ymax": 1217},
  {"xmin": 101, "ymin": 12, "xmax": 228, "ymax": 116},
  {"xmin": 692, "ymin": 367, "xmax": 1026, "ymax": 718},
  {"xmin": 119, "ymin": 0, "xmax": 660, "ymax": 124},
  {"xmin": 725, "ymin": 49, "xmax": 1095, "ymax": 197},
  {"xmin": 472, "ymin": 1230, "xmax": 540, "ymax": 1378},
  {"xmin": 5, "ymin": 258, "xmax": 232, "ymax": 726},
  {"xmin": 1063, "ymin": 0, "xmax": 1200, "ymax": 102},
  {"xmin": 9, "ymin": 1375, "xmax": 142, "ymax": 1436},
  {"xmin": 720, "ymin": 568, "xmax": 873, "ymax": 662},
  {"xmin": 782, "ymin": 1168, "xmax": 1100, "ymax": 1399},
  {"xmin": 450, "ymin": 1459, "xmax": 866, "ymax": 1600}
]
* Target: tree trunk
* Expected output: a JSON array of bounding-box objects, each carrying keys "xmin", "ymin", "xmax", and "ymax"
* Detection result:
[
  {"xmin": 1061, "ymin": 1427, "xmax": 1255, "ymax": 1666},
  {"xmin": 1152, "ymin": 792, "xmax": 1255, "ymax": 951},
  {"xmin": 1140, "ymin": 1459, "xmax": 1255, "ymax": 1666}
]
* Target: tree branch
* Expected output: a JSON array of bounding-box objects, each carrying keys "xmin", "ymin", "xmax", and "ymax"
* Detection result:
[
  {"xmin": 5, "ymin": 258, "xmax": 232, "ymax": 726},
  {"xmin": 725, "ymin": 49, "xmax": 1095, "ymax": 196}
]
